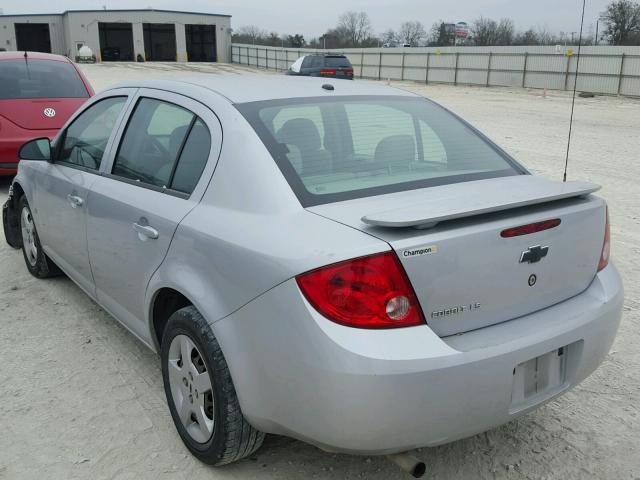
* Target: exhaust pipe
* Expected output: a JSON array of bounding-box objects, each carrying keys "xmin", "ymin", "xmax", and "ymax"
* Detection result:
[{"xmin": 386, "ymin": 453, "xmax": 427, "ymax": 478}]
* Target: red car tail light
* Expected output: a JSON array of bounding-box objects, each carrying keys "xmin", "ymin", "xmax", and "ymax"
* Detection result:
[
  {"xmin": 500, "ymin": 219, "xmax": 561, "ymax": 238},
  {"xmin": 296, "ymin": 252, "xmax": 425, "ymax": 329},
  {"xmin": 598, "ymin": 207, "xmax": 611, "ymax": 271},
  {"xmin": 320, "ymin": 69, "xmax": 337, "ymax": 75},
  {"xmin": 345, "ymin": 69, "xmax": 354, "ymax": 75}
]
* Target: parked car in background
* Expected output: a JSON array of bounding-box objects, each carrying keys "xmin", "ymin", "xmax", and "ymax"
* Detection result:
[
  {"xmin": 0, "ymin": 51, "xmax": 93, "ymax": 176},
  {"xmin": 286, "ymin": 54, "xmax": 354, "ymax": 79},
  {"xmin": 3, "ymin": 76, "xmax": 622, "ymax": 472}
]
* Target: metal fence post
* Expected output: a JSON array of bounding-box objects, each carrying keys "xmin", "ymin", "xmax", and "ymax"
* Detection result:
[
  {"xmin": 522, "ymin": 52, "xmax": 528, "ymax": 88},
  {"xmin": 453, "ymin": 52, "xmax": 459, "ymax": 85},
  {"xmin": 400, "ymin": 51, "xmax": 406, "ymax": 81},
  {"xmin": 265, "ymin": 48, "xmax": 268, "ymax": 69},
  {"xmin": 360, "ymin": 51, "xmax": 364, "ymax": 78},
  {"xmin": 246, "ymin": 46, "xmax": 249, "ymax": 66},
  {"xmin": 486, "ymin": 52, "xmax": 492, "ymax": 87},
  {"xmin": 425, "ymin": 52, "xmax": 430, "ymax": 84},
  {"xmin": 564, "ymin": 54, "xmax": 571, "ymax": 90},
  {"xmin": 378, "ymin": 51, "xmax": 383, "ymax": 80},
  {"xmin": 617, "ymin": 53, "xmax": 626, "ymax": 95}
]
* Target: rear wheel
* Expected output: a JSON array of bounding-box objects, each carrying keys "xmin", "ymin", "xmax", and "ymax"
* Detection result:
[
  {"xmin": 161, "ymin": 306, "xmax": 265, "ymax": 465},
  {"xmin": 19, "ymin": 196, "xmax": 61, "ymax": 278}
]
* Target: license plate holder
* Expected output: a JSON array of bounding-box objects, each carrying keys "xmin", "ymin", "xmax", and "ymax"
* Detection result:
[{"xmin": 510, "ymin": 345, "xmax": 569, "ymax": 411}]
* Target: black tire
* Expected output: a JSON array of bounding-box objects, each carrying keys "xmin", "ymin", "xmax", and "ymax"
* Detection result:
[
  {"xmin": 160, "ymin": 306, "xmax": 265, "ymax": 465},
  {"xmin": 18, "ymin": 196, "xmax": 61, "ymax": 278}
]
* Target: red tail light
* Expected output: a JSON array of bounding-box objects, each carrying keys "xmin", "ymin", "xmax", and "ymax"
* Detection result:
[
  {"xmin": 345, "ymin": 69, "xmax": 354, "ymax": 75},
  {"xmin": 500, "ymin": 219, "xmax": 561, "ymax": 238},
  {"xmin": 598, "ymin": 207, "xmax": 610, "ymax": 271},
  {"xmin": 320, "ymin": 69, "xmax": 337, "ymax": 75},
  {"xmin": 296, "ymin": 252, "xmax": 425, "ymax": 329}
]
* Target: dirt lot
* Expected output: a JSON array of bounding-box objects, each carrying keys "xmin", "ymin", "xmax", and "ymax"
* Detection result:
[{"xmin": 0, "ymin": 63, "xmax": 638, "ymax": 480}]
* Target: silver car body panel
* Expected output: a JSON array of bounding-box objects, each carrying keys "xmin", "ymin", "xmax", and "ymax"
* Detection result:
[{"xmin": 5, "ymin": 76, "xmax": 624, "ymax": 454}]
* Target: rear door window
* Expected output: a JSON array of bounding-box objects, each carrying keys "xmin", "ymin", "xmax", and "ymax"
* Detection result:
[
  {"xmin": 112, "ymin": 98, "xmax": 211, "ymax": 194},
  {"xmin": 0, "ymin": 59, "xmax": 89, "ymax": 99}
]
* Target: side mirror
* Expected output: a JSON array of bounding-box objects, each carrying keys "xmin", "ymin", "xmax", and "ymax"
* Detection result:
[{"xmin": 19, "ymin": 138, "xmax": 51, "ymax": 162}]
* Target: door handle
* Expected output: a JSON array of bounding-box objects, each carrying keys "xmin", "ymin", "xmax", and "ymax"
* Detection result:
[
  {"xmin": 67, "ymin": 194, "xmax": 84, "ymax": 208},
  {"xmin": 133, "ymin": 222, "xmax": 159, "ymax": 240}
]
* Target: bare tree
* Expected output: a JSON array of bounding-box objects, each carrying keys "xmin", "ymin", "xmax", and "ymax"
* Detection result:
[
  {"xmin": 337, "ymin": 11, "xmax": 373, "ymax": 47},
  {"xmin": 601, "ymin": 0, "xmax": 640, "ymax": 45},
  {"xmin": 496, "ymin": 18, "xmax": 515, "ymax": 45},
  {"xmin": 397, "ymin": 21, "xmax": 427, "ymax": 46},
  {"xmin": 472, "ymin": 17, "xmax": 498, "ymax": 45},
  {"xmin": 232, "ymin": 25, "xmax": 268, "ymax": 44},
  {"xmin": 513, "ymin": 28, "xmax": 539, "ymax": 45},
  {"xmin": 381, "ymin": 29, "xmax": 397, "ymax": 45},
  {"xmin": 472, "ymin": 17, "xmax": 515, "ymax": 45}
]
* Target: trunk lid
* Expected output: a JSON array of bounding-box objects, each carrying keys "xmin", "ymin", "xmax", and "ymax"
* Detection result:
[
  {"xmin": 308, "ymin": 176, "xmax": 606, "ymax": 336},
  {"xmin": 0, "ymin": 98, "xmax": 86, "ymax": 130}
]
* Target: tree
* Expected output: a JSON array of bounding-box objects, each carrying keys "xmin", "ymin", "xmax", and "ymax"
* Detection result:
[
  {"xmin": 397, "ymin": 21, "xmax": 427, "ymax": 46},
  {"xmin": 232, "ymin": 25, "xmax": 267, "ymax": 45},
  {"xmin": 287, "ymin": 34, "xmax": 306, "ymax": 48},
  {"xmin": 472, "ymin": 17, "xmax": 514, "ymax": 45},
  {"xmin": 337, "ymin": 11, "xmax": 373, "ymax": 47},
  {"xmin": 381, "ymin": 29, "xmax": 397, "ymax": 46},
  {"xmin": 513, "ymin": 28, "xmax": 539, "ymax": 45},
  {"xmin": 601, "ymin": 0, "xmax": 640, "ymax": 45},
  {"xmin": 428, "ymin": 21, "xmax": 454, "ymax": 46},
  {"xmin": 496, "ymin": 18, "xmax": 515, "ymax": 45}
]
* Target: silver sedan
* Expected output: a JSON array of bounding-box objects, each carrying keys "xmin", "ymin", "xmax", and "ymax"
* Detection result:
[{"xmin": 3, "ymin": 75, "xmax": 623, "ymax": 471}]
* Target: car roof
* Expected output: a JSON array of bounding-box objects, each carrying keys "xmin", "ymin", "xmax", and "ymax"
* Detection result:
[
  {"xmin": 107, "ymin": 74, "xmax": 418, "ymax": 104},
  {"xmin": 0, "ymin": 51, "xmax": 72, "ymax": 63}
]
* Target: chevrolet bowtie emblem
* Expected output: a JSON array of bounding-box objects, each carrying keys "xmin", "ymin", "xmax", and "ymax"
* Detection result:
[{"xmin": 520, "ymin": 245, "xmax": 549, "ymax": 264}]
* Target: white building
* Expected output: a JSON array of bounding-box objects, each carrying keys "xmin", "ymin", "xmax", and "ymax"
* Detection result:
[{"xmin": 0, "ymin": 9, "xmax": 232, "ymax": 62}]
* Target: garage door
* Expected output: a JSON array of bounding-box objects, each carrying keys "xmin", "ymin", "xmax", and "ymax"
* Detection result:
[
  {"xmin": 185, "ymin": 25, "xmax": 217, "ymax": 62},
  {"xmin": 15, "ymin": 23, "xmax": 51, "ymax": 53},
  {"xmin": 99, "ymin": 23, "xmax": 134, "ymax": 61},
  {"xmin": 143, "ymin": 24, "xmax": 177, "ymax": 61}
]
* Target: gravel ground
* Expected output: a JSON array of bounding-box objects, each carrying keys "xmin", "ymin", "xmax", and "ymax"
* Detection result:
[{"xmin": 0, "ymin": 63, "xmax": 638, "ymax": 480}]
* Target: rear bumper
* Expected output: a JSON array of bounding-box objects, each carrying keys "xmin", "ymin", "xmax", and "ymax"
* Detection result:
[{"xmin": 212, "ymin": 264, "xmax": 623, "ymax": 454}]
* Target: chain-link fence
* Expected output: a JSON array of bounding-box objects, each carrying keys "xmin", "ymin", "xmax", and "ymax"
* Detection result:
[{"xmin": 232, "ymin": 44, "xmax": 640, "ymax": 97}]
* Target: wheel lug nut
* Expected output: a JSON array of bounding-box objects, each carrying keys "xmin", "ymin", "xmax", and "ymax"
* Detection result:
[
  {"xmin": 189, "ymin": 394, "xmax": 193, "ymax": 404},
  {"xmin": 183, "ymin": 378, "xmax": 188, "ymax": 386}
]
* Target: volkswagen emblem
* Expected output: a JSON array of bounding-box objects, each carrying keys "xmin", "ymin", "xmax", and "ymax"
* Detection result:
[{"xmin": 43, "ymin": 108, "xmax": 56, "ymax": 118}]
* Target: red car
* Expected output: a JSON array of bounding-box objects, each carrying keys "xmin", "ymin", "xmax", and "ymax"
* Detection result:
[{"xmin": 0, "ymin": 51, "xmax": 94, "ymax": 176}]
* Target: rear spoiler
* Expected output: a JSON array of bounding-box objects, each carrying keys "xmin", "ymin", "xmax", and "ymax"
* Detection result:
[{"xmin": 361, "ymin": 176, "xmax": 600, "ymax": 229}]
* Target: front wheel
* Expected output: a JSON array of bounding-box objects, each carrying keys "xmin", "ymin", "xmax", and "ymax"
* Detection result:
[
  {"xmin": 160, "ymin": 306, "xmax": 265, "ymax": 465},
  {"xmin": 19, "ymin": 196, "xmax": 61, "ymax": 278}
]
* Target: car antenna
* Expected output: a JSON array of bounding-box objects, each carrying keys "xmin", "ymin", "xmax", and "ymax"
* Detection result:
[{"xmin": 562, "ymin": 0, "xmax": 586, "ymax": 182}]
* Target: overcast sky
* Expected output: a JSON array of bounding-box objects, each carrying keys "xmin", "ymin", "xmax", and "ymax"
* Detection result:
[{"xmin": 0, "ymin": 0, "xmax": 612, "ymax": 39}]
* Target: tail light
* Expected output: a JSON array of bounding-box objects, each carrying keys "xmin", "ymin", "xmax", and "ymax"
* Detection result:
[
  {"xmin": 345, "ymin": 69, "xmax": 354, "ymax": 75},
  {"xmin": 597, "ymin": 207, "xmax": 610, "ymax": 271},
  {"xmin": 296, "ymin": 252, "xmax": 425, "ymax": 329},
  {"xmin": 320, "ymin": 69, "xmax": 337, "ymax": 75}
]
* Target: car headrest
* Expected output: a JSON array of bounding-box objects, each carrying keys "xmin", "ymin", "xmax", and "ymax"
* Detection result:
[
  {"xmin": 374, "ymin": 134, "xmax": 416, "ymax": 165},
  {"xmin": 276, "ymin": 118, "xmax": 322, "ymax": 152}
]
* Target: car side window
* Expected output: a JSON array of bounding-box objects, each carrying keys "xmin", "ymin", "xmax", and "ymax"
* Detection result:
[
  {"xmin": 170, "ymin": 119, "xmax": 211, "ymax": 194},
  {"xmin": 112, "ymin": 97, "xmax": 211, "ymax": 194},
  {"xmin": 301, "ymin": 56, "xmax": 313, "ymax": 69},
  {"xmin": 58, "ymin": 96, "xmax": 126, "ymax": 170}
]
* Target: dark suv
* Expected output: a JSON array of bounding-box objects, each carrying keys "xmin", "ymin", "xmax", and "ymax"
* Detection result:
[{"xmin": 286, "ymin": 54, "xmax": 354, "ymax": 80}]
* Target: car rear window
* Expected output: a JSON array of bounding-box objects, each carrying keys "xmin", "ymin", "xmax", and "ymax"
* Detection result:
[
  {"xmin": 325, "ymin": 56, "xmax": 352, "ymax": 68},
  {"xmin": 236, "ymin": 96, "xmax": 523, "ymax": 207},
  {"xmin": 0, "ymin": 59, "xmax": 89, "ymax": 100}
]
